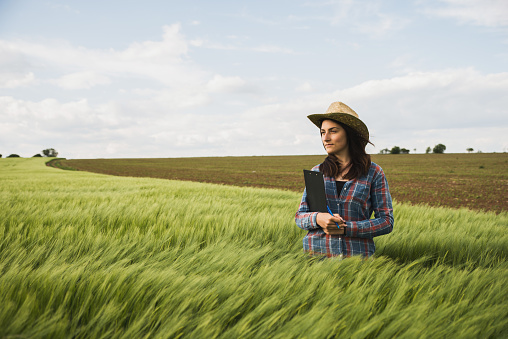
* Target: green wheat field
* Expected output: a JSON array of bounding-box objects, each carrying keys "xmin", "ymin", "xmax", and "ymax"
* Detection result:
[{"xmin": 1, "ymin": 158, "xmax": 507, "ymax": 338}]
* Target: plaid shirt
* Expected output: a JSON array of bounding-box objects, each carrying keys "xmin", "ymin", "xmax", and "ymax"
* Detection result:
[{"xmin": 295, "ymin": 162, "xmax": 393, "ymax": 257}]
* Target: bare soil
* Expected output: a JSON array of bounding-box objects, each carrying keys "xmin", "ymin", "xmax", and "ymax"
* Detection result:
[{"xmin": 49, "ymin": 153, "xmax": 508, "ymax": 214}]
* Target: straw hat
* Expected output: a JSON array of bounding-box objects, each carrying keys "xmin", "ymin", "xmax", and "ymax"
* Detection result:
[{"xmin": 307, "ymin": 101, "xmax": 369, "ymax": 141}]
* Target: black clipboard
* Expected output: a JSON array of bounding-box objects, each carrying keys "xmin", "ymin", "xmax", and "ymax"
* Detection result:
[{"xmin": 303, "ymin": 170, "xmax": 328, "ymax": 212}]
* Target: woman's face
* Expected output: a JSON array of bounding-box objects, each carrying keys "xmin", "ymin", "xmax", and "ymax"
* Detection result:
[{"xmin": 321, "ymin": 119, "xmax": 348, "ymax": 156}]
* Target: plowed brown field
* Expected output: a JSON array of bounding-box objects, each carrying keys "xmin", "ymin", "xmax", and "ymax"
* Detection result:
[{"xmin": 50, "ymin": 153, "xmax": 507, "ymax": 214}]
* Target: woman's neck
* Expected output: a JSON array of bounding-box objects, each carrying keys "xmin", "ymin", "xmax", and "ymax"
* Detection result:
[
  {"xmin": 333, "ymin": 151, "xmax": 351, "ymax": 180},
  {"xmin": 334, "ymin": 151, "xmax": 350, "ymax": 165}
]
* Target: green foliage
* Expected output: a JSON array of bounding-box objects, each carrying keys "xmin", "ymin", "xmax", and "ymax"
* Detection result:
[
  {"xmin": 32, "ymin": 153, "xmax": 42, "ymax": 157},
  {"xmin": 433, "ymin": 144, "xmax": 446, "ymax": 154},
  {"xmin": 467, "ymin": 148, "xmax": 474, "ymax": 153},
  {"xmin": 426, "ymin": 147, "xmax": 431, "ymax": 154},
  {"xmin": 7, "ymin": 154, "xmax": 20, "ymax": 158},
  {"xmin": 383, "ymin": 147, "xmax": 410, "ymax": 154},
  {"xmin": 1, "ymin": 159, "xmax": 507, "ymax": 338},
  {"xmin": 42, "ymin": 148, "xmax": 58, "ymax": 157}
]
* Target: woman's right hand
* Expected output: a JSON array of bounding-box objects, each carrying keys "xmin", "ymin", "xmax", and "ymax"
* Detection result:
[{"xmin": 316, "ymin": 213, "xmax": 346, "ymax": 235}]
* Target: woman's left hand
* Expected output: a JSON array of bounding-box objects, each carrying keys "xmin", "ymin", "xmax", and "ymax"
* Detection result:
[{"xmin": 317, "ymin": 213, "xmax": 346, "ymax": 235}]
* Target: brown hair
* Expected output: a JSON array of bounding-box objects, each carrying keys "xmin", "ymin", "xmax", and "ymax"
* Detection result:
[{"xmin": 319, "ymin": 120, "xmax": 372, "ymax": 180}]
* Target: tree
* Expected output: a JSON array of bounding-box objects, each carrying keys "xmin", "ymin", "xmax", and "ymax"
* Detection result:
[
  {"xmin": 33, "ymin": 154, "xmax": 42, "ymax": 157},
  {"xmin": 433, "ymin": 144, "xmax": 446, "ymax": 154},
  {"xmin": 390, "ymin": 146, "xmax": 401, "ymax": 154},
  {"xmin": 7, "ymin": 154, "xmax": 20, "ymax": 158},
  {"xmin": 42, "ymin": 148, "xmax": 58, "ymax": 157},
  {"xmin": 467, "ymin": 148, "xmax": 474, "ymax": 153},
  {"xmin": 425, "ymin": 147, "xmax": 431, "ymax": 154},
  {"xmin": 0, "ymin": 154, "xmax": 2, "ymax": 158},
  {"xmin": 400, "ymin": 148, "xmax": 410, "ymax": 154},
  {"xmin": 379, "ymin": 148, "xmax": 390, "ymax": 154}
]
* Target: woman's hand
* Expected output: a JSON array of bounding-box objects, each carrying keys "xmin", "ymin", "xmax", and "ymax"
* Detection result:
[{"xmin": 316, "ymin": 213, "xmax": 346, "ymax": 235}]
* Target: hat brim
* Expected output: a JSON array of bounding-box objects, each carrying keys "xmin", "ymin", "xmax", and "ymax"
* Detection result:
[{"xmin": 307, "ymin": 112, "xmax": 369, "ymax": 141}]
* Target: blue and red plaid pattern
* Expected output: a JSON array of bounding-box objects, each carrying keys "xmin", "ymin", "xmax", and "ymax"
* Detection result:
[{"xmin": 295, "ymin": 162, "xmax": 393, "ymax": 257}]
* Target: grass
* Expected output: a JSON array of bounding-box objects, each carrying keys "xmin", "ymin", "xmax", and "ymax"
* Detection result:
[
  {"xmin": 52, "ymin": 153, "xmax": 508, "ymax": 213},
  {"xmin": 1, "ymin": 158, "xmax": 507, "ymax": 338}
]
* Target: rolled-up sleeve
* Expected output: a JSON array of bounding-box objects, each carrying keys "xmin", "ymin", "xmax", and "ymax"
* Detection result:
[{"xmin": 345, "ymin": 168, "xmax": 394, "ymax": 238}]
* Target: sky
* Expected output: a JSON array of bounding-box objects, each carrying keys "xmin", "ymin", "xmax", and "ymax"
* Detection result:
[{"xmin": 0, "ymin": 0, "xmax": 507, "ymax": 159}]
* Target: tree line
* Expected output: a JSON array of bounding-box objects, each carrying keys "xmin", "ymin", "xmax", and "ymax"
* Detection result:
[
  {"xmin": 0, "ymin": 148, "xmax": 59, "ymax": 158},
  {"xmin": 378, "ymin": 145, "xmax": 485, "ymax": 154},
  {"xmin": 380, "ymin": 144, "xmax": 447, "ymax": 154}
]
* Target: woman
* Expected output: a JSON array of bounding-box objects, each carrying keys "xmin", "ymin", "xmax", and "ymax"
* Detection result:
[{"xmin": 295, "ymin": 101, "xmax": 393, "ymax": 257}]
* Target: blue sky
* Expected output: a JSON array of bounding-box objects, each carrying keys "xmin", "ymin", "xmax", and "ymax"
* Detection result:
[{"xmin": 1, "ymin": 0, "xmax": 507, "ymax": 158}]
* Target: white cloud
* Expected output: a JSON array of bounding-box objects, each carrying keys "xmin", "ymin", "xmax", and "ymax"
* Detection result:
[
  {"xmin": 0, "ymin": 96, "xmax": 122, "ymax": 131},
  {"xmin": 423, "ymin": 0, "xmax": 508, "ymax": 27},
  {"xmin": 206, "ymin": 75, "xmax": 247, "ymax": 93},
  {"xmin": 333, "ymin": 68, "xmax": 508, "ymax": 130},
  {"xmin": 121, "ymin": 24, "xmax": 188, "ymax": 61},
  {"xmin": 318, "ymin": 68, "xmax": 508, "ymax": 153},
  {"xmin": 374, "ymin": 125, "xmax": 508, "ymax": 154},
  {"xmin": 0, "ymin": 24, "xmax": 205, "ymax": 88},
  {"xmin": 0, "ymin": 72, "xmax": 35, "ymax": 88},
  {"xmin": 52, "ymin": 71, "xmax": 111, "ymax": 89},
  {"xmin": 411, "ymin": 127, "xmax": 508, "ymax": 153},
  {"xmin": 131, "ymin": 87, "xmax": 211, "ymax": 110},
  {"xmin": 216, "ymin": 68, "xmax": 507, "ymax": 155},
  {"xmin": 0, "ymin": 44, "xmax": 37, "ymax": 88},
  {"xmin": 0, "ymin": 17, "xmax": 506, "ymax": 158},
  {"xmin": 0, "ymin": 95, "xmax": 142, "ymax": 158},
  {"xmin": 1, "ymin": 67, "xmax": 507, "ymax": 159}
]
